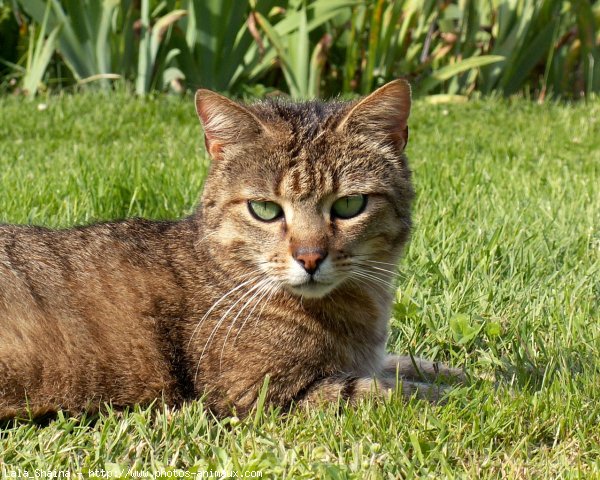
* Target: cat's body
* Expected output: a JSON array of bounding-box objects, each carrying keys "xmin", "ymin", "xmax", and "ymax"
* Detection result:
[{"xmin": 0, "ymin": 80, "xmax": 462, "ymax": 419}]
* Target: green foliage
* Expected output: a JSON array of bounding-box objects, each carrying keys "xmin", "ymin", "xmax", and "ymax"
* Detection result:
[
  {"xmin": 173, "ymin": 0, "xmax": 265, "ymax": 92},
  {"xmin": 338, "ymin": 0, "xmax": 503, "ymax": 95},
  {"xmin": 0, "ymin": 2, "xmax": 19, "ymax": 73},
  {"xmin": 338, "ymin": 0, "xmax": 600, "ymax": 99},
  {"xmin": 18, "ymin": 0, "xmax": 121, "ymax": 82},
  {"xmin": 135, "ymin": 1, "xmax": 187, "ymax": 94},
  {"xmin": 20, "ymin": 1, "xmax": 61, "ymax": 96},
  {"xmin": 3, "ymin": 0, "xmax": 599, "ymax": 99},
  {"xmin": 253, "ymin": 0, "xmax": 358, "ymax": 98},
  {"xmin": 0, "ymin": 92, "xmax": 598, "ymax": 478}
]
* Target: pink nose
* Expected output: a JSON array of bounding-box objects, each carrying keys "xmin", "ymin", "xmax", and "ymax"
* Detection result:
[{"xmin": 293, "ymin": 248, "xmax": 327, "ymax": 275}]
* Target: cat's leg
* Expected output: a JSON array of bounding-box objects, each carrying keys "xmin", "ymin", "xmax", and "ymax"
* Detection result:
[
  {"xmin": 382, "ymin": 354, "xmax": 466, "ymax": 384},
  {"xmin": 297, "ymin": 374, "xmax": 448, "ymax": 407}
]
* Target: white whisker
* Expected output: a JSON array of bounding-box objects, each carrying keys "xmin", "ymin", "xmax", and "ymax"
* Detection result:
[
  {"xmin": 352, "ymin": 254, "xmax": 398, "ymax": 267},
  {"xmin": 352, "ymin": 256, "xmax": 399, "ymax": 267},
  {"xmin": 346, "ymin": 277, "xmax": 368, "ymax": 294},
  {"xmin": 218, "ymin": 279, "xmax": 272, "ymax": 370},
  {"xmin": 350, "ymin": 276, "xmax": 391, "ymax": 303},
  {"xmin": 355, "ymin": 270, "xmax": 395, "ymax": 287},
  {"xmin": 352, "ymin": 269, "xmax": 396, "ymax": 291},
  {"xmin": 353, "ymin": 261, "xmax": 399, "ymax": 276},
  {"xmin": 251, "ymin": 284, "xmax": 279, "ymax": 332},
  {"xmin": 233, "ymin": 280, "xmax": 276, "ymax": 348},
  {"xmin": 187, "ymin": 274, "xmax": 257, "ymax": 350},
  {"xmin": 193, "ymin": 278, "xmax": 265, "ymax": 383}
]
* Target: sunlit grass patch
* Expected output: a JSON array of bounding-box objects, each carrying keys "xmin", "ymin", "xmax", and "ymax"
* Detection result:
[{"xmin": 0, "ymin": 93, "xmax": 598, "ymax": 478}]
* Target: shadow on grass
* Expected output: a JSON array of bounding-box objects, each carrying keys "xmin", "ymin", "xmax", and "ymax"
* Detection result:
[
  {"xmin": 0, "ymin": 410, "xmax": 101, "ymax": 434},
  {"xmin": 489, "ymin": 345, "xmax": 598, "ymax": 394}
]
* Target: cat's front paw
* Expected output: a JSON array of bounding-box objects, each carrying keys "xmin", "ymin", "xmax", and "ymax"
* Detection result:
[{"xmin": 383, "ymin": 354, "xmax": 467, "ymax": 385}]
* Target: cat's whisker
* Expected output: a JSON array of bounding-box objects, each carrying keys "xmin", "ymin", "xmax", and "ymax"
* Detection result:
[
  {"xmin": 346, "ymin": 276, "xmax": 390, "ymax": 303},
  {"xmin": 193, "ymin": 278, "xmax": 267, "ymax": 383},
  {"xmin": 365, "ymin": 260, "xmax": 399, "ymax": 267},
  {"xmin": 352, "ymin": 270, "xmax": 396, "ymax": 292},
  {"xmin": 251, "ymin": 283, "xmax": 279, "ymax": 332},
  {"xmin": 353, "ymin": 262, "xmax": 399, "ymax": 277},
  {"xmin": 187, "ymin": 276, "xmax": 259, "ymax": 350},
  {"xmin": 218, "ymin": 278, "xmax": 273, "ymax": 370},
  {"xmin": 353, "ymin": 265, "xmax": 395, "ymax": 281},
  {"xmin": 351, "ymin": 258, "xmax": 397, "ymax": 269},
  {"xmin": 353, "ymin": 258, "xmax": 395, "ymax": 265},
  {"xmin": 347, "ymin": 276, "xmax": 369, "ymax": 293},
  {"xmin": 197, "ymin": 230, "xmax": 220, "ymax": 244},
  {"xmin": 352, "ymin": 256, "xmax": 399, "ymax": 267},
  {"xmin": 354, "ymin": 263, "xmax": 400, "ymax": 283},
  {"xmin": 198, "ymin": 278, "xmax": 266, "ymax": 355},
  {"xmin": 351, "ymin": 276, "xmax": 392, "ymax": 296},
  {"xmin": 232, "ymin": 279, "xmax": 277, "ymax": 348},
  {"xmin": 357, "ymin": 274, "xmax": 396, "ymax": 291},
  {"xmin": 350, "ymin": 272, "xmax": 386, "ymax": 292},
  {"xmin": 345, "ymin": 278, "xmax": 361, "ymax": 295}
]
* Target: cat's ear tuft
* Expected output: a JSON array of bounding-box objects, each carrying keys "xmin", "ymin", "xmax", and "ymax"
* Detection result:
[
  {"xmin": 195, "ymin": 90, "xmax": 268, "ymax": 161},
  {"xmin": 337, "ymin": 79, "xmax": 411, "ymax": 151}
]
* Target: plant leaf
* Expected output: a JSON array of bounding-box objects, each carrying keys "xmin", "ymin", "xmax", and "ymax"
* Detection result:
[{"xmin": 417, "ymin": 55, "xmax": 505, "ymax": 95}]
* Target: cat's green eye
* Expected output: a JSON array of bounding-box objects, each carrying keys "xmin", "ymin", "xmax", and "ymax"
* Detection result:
[
  {"xmin": 248, "ymin": 200, "xmax": 284, "ymax": 222},
  {"xmin": 331, "ymin": 195, "xmax": 367, "ymax": 219}
]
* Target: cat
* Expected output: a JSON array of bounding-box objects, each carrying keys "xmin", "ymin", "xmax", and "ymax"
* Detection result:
[{"xmin": 0, "ymin": 79, "xmax": 463, "ymax": 420}]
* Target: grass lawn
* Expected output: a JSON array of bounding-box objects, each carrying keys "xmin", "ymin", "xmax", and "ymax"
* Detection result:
[{"xmin": 0, "ymin": 92, "xmax": 598, "ymax": 478}]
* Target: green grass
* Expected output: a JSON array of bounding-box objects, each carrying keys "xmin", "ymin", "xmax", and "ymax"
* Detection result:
[{"xmin": 0, "ymin": 92, "xmax": 599, "ymax": 478}]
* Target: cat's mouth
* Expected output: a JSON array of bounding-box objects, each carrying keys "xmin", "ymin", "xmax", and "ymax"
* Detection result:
[{"xmin": 287, "ymin": 279, "xmax": 336, "ymax": 299}]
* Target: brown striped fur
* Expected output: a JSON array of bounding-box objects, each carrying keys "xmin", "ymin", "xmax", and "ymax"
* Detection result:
[{"xmin": 0, "ymin": 80, "xmax": 463, "ymax": 420}]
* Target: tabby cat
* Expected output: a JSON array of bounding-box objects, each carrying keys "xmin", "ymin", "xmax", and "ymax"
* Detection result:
[{"xmin": 0, "ymin": 80, "xmax": 463, "ymax": 420}]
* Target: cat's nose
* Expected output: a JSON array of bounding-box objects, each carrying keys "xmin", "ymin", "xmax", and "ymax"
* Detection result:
[{"xmin": 293, "ymin": 248, "xmax": 327, "ymax": 275}]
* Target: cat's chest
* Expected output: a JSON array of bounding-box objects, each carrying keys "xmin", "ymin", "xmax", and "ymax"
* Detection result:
[
  {"xmin": 182, "ymin": 289, "xmax": 390, "ymax": 413},
  {"xmin": 195, "ymin": 297, "xmax": 386, "ymax": 370}
]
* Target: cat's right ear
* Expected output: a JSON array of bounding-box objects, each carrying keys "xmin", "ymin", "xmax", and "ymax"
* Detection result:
[
  {"xmin": 195, "ymin": 90, "xmax": 268, "ymax": 161},
  {"xmin": 336, "ymin": 79, "xmax": 411, "ymax": 152}
]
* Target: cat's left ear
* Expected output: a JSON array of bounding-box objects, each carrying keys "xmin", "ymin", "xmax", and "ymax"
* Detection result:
[
  {"xmin": 195, "ymin": 89, "xmax": 269, "ymax": 161},
  {"xmin": 336, "ymin": 79, "xmax": 411, "ymax": 151}
]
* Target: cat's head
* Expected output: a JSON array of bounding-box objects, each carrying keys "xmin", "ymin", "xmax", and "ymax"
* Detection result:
[{"xmin": 195, "ymin": 80, "xmax": 413, "ymax": 300}]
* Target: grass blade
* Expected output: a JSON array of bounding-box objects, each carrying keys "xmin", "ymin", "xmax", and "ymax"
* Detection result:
[{"xmin": 253, "ymin": 375, "xmax": 270, "ymax": 428}]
